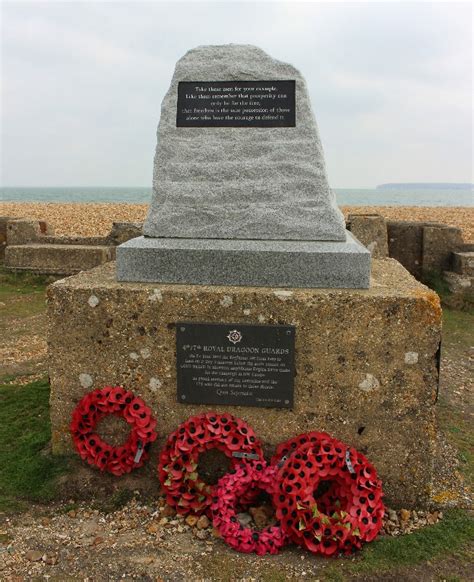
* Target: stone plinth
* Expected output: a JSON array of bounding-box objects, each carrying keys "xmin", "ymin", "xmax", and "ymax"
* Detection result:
[
  {"xmin": 48, "ymin": 259, "xmax": 441, "ymax": 508},
  {"xmin": 117, "ymin": 232, "xmax": 370, "ymax": 288}
]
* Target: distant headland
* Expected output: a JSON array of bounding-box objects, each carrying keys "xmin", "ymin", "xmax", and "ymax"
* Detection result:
[{"xmin": 376, "ymin": 183, "xmax": 473, "ymax": 190}]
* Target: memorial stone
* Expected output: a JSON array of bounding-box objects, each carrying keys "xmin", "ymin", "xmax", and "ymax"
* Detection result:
[
  {"xmin": 48, "ymin": 44, "xmax": 447, "ymax": 509},
  {"xmin": 117, "ymin": 44, "xmax": 370, "ymax": 288}
]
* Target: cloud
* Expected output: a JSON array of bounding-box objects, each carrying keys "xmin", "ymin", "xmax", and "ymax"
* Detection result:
[{"xmin": 1, "ymin": 1, "xmax": 472, "ymax": 187}]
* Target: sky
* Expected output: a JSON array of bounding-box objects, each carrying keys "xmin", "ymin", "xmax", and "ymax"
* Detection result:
[{"xmin": 1, "ymin": 1, "xmax": 472, "ymax": 189}]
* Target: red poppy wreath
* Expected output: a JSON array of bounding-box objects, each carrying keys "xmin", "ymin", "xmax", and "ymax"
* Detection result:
[
  {"xmin": 211, "ymin": 460, "xmax": 289, "ymax": 555},
  {"xmin": 70, "ymin": 386, "xmax": 158, "ymax": 476},
  {"xmin": 273, "ymin": 433, "xmax": 385, "ymax": 556},
  {"xmin": 159, "ymin": 412, "xmax": 264, "ymax": 515}
]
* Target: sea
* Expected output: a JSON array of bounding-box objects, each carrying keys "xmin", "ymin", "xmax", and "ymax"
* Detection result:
[{"xmin": 1, "ymin": 186, "xmax": 473, "ymax": 206}]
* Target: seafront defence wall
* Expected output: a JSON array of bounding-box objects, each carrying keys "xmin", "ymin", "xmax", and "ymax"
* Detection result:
[
  {"xmin": 1, "ymin": 218, "xmax": 141, "ymax": 276},
  {"xmin": 1, "ymin": 215, "xmax": 472, "ymax": 307}
]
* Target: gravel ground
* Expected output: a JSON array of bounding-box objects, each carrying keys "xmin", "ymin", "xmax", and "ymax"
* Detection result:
[
  {"xmin": 0, "ymin": 498, "xmax": 444, "ymax": 582},
  {"xmin": 1, "ymin": 203, "xmax": 473, "ymax": 241}
]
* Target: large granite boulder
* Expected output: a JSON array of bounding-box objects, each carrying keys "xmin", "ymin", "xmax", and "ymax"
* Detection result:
[{"xmin": 144, "ymin": 44, "xmax": 346, "ymax": 242}]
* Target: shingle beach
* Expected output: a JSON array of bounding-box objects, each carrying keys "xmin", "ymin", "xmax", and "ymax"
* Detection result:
[{"xmin": 1, "ymin": 203, "xmax": 472, "ymax": 241}]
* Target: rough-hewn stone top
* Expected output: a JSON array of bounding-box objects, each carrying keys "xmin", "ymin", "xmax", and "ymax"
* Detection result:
[{"xmin": 143, "ymin": 44, "xmax": 346, "ymax": 242}]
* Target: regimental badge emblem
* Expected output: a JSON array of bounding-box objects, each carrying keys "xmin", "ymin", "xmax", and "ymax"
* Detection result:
[{"xmin": 227, "ymin": 329, "xmax": 242, "ymax": 345}]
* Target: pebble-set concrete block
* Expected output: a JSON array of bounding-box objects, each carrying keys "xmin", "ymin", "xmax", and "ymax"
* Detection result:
[
  {"xmin": 422, "ymin": 225, "xmax": 464, "ymax": 274},
  {"xmin": 5, "ymin": 244, "xmax": 115, "ymax": 275},
  {"xmin": 387, "ymin": 221, "xmax": 466, "ymax": 280},
  {"xmin": 387, "ymin": 221, "xmax": 426, "ymax": 278},
  {"xmin": 107, "ymin": 222, "xmax": 143, "ymax": 245},
  {"xmin": 0, "ymin": 216, "xmax": 11, "ymax": 262},
  {"xmin": 49, "ymin": 259, "xmax": 442, "ymax": 508},
  {"xmin": 347, "ymin": 213, "xmax": 388, "ymax": 258},
  {"xmin": 117, "ymin": 232, "xmax": 371, "ymax": 288},
  {"xmin": 452, "ymin": 251, "xmax": 474, "ymax": 277},
  {"xmin": 443, "ymin": 251, "xmax": 474, "ymax": 309},
  {"xmin": 6, "ymin": 219, "xmax": 53, "ymax": 245}
]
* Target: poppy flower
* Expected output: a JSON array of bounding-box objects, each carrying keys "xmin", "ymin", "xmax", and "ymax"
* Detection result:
[
  {"xmin": 271, "ymin": 432, "xmax": 330, "ymax": 467},
  {"xmin": 125, "ymin": 398, "xmax": 147, "ymax": 419}
]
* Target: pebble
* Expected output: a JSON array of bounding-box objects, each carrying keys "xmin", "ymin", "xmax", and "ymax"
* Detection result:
[
  {"xmin": 25, "ymin": 550, "xmax": 43, "ymax": 562},
  {"xmin": 81, "ymin": 520, "xmax": 100, "ymax": 536},
  {"xmin": 194, "ymin": 529, "xmax": 208, "ymax": 540},
  {"xmin": 196, "ymin": 515, "xmax": 210, "ymax": 530},
  {"xmin": 42, "ymin": 553, "xmax": 58, "ymax": 565},
  {"xmin": 249, "ymin": 505, "xmax": 274, "ymax": 529},
  {"xmin": 160, "ymin": 505, "xmax": 176, "ymax": 518},
  {"xmin": 427, "ymin": 511, "xmax": 440, "ymax": 524},
  {"xmin": 146, "ymin": 523, "xmax": 159, "ymax": 534},
  {"xmin": 388, "ymin": 509, "xmax": 398, "ymax": 522},
  {"xmin": 185, "ymin": 515, "xmax": 199, "ymax": 527},
  {"xmin": 400, "ymin": 508, "xmax": 411, "ymax": 522},
  {"xmin": 236, "ymin": 512, "xmax": 252, "ymax": 526}
]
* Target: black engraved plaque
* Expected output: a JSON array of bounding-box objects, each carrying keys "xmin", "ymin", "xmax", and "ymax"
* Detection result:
[
  {"xmin": 176, "ymin": 80, "xmax": 296, "ymax": 127},
  {"xmin": 176, "ymin": 322, "xmax": 295, "ymax": 408}
]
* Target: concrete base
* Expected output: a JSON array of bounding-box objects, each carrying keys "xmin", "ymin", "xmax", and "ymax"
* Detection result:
[
  {"xmin": 48, "ymin": 260, "xmax": 443, "ymax": 508},
  {"xmin": 5, "ymin": 244, "xmax": 115, "ymax": 276},
  {"xmin": 116, "ymin": 231, "xmax": 371, "ymax": 289},
  {"xmin": 346, "ymin": 213, "xmax": 388, "ymax": 258}
]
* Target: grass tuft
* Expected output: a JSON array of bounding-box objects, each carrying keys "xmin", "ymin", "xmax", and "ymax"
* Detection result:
[
  {"xmin": 349, "ymin": 509, "xmax": 474, "ymax": 574},
  {"xmin": 422, "ymin": 269, "xmax": 452, "ymax": 299},
  {"xmin": 0, "ymin": 378, "xmax": 69, "ymax": 512},
  {"xmin": 443, "ymin": 306, "xmax": 474, "ymax": 335},
  {"xmin": 0, "ymin": 266, "xmax": 52, "ymax": 289},
  {"xmin": 0, "ymin": 266, "xmax": 49, "ymax": 319}
]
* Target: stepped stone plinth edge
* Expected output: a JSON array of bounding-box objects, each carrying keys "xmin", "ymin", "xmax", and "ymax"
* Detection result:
[
  {"xmin": 116, "ymin": 231, "xmax": 371, "ymax": 288},
  {"xmin": 142, "ymin": 44, "xmax": 346, "ymax": 242}
]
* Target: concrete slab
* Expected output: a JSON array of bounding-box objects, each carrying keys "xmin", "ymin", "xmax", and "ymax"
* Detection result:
[{"xmin": 5, "ymin": 244, "xmax": 115, "ymax": 275}]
